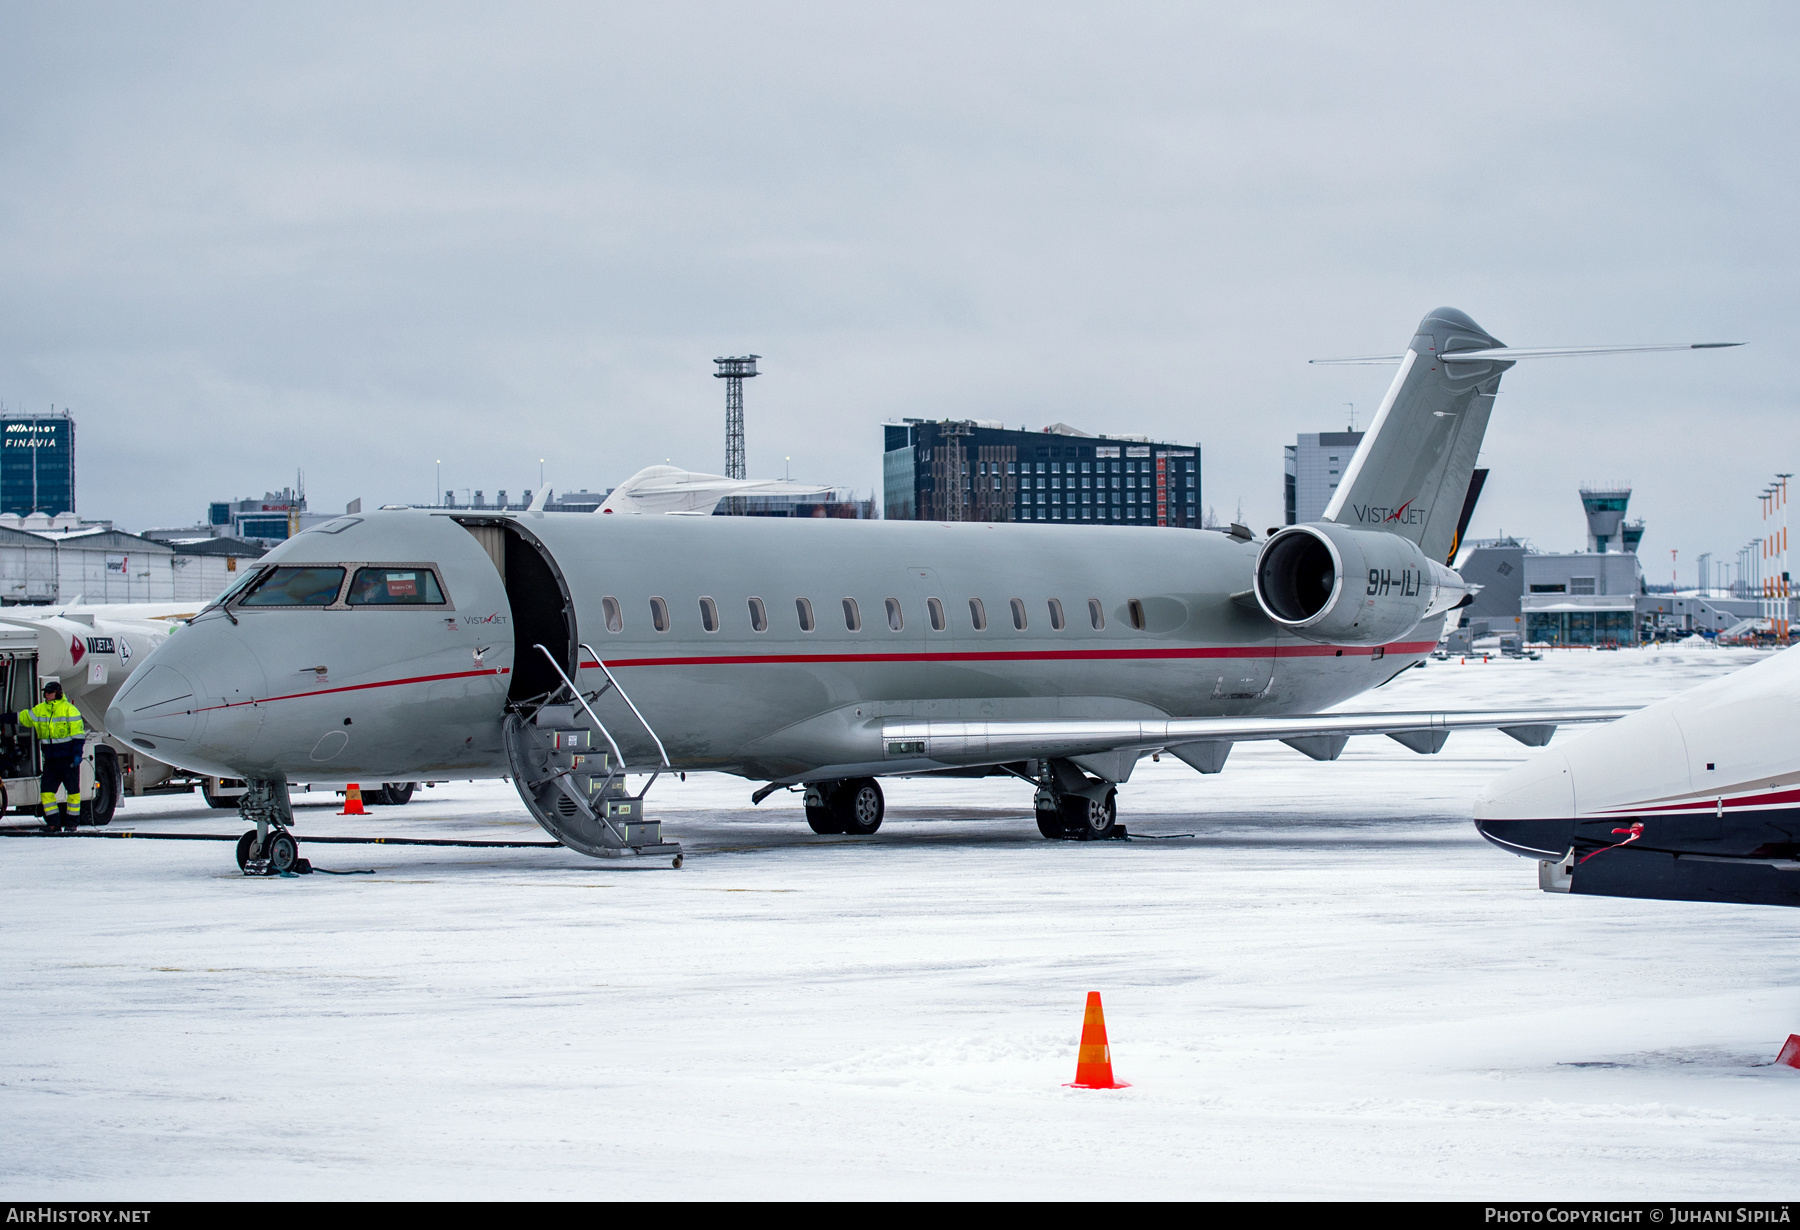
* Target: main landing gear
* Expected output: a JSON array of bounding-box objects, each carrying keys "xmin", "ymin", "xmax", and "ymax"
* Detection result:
[
  {"xmin": 1034, "ymin": 759, "xmax": 1123, "ymax": 841},
  {"xmin": 1035, "ymin": 786, "xmax": 1119, "ymax": 840},
  {"xmin": 805, "ymin": 778, "xmax": 884, "ymax": 835}
]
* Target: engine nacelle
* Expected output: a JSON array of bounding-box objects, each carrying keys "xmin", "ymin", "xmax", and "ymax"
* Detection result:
[{"xmin": 1252, "ymin": 523, "xmax": 1472, "ymax": 647}]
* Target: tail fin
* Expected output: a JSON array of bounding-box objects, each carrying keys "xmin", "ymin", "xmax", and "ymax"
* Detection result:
[{"xmin": 1319, "ymin": 307, "xmax": 1510, "ymax": 564}]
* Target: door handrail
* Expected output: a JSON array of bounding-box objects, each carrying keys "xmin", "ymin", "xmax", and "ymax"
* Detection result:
[
  {"xmin": 532, "ymin": 643, "xmax": 627, "ymax": 770},
  {"xmin": 580, "ymin": 642, "xmax": 671, "ymax": 768}
]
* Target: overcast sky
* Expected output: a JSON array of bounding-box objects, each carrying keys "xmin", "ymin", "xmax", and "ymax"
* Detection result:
[{"xmin": 0, "ymin": 2, "xmax": 1792, "ymax": 580}]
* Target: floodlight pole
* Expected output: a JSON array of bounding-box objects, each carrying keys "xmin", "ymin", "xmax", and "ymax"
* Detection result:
[{"xmin": 714, "ymin": 355, "xmax": 760, "ymax": 516}]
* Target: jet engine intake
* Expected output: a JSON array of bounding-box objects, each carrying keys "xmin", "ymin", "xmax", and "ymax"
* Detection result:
[{"xmin": 1252, "ymin": 523, "xmax": 1472, "ymax": 646}]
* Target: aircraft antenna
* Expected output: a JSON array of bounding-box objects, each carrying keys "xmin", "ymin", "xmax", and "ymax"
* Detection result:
[{"xmin": 715, "ymin": 355, "xmax": 759, "ymax": 514}]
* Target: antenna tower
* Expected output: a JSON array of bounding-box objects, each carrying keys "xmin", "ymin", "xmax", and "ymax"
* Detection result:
[{"xmin": 714, "ymin": 355, "xmax": 760, "ymax": 483}]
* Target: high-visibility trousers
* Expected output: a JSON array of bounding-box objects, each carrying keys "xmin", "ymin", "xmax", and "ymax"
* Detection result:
[{"xmin": 40, "ymin": 756, "xmax": 82, "ymax": 815}]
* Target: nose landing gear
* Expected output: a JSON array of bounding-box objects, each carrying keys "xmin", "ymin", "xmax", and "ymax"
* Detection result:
[{"xmin": 234, "ymin": 777, "xmax": 309, "ymax": 876}]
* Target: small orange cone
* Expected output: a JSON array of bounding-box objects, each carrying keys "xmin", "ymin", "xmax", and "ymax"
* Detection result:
[
  {"xmin": 1778, "ymin": 1035, "xmax": 1800, "ymax": 1069},
  {"xmin": 339, "ymin": 783, "xmax": 367, "ymax": 816},
  {"xmin": 1065, "ymin": 991, "xmax": 1130, "ymax": 1089}
]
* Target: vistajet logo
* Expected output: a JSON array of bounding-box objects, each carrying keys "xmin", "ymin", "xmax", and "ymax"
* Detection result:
[{"xmin": 1348, "ymin": 498, "xmax": 1423, "ymax": 527}]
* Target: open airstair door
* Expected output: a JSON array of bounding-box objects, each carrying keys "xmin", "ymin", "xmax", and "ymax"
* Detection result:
[
  {"xmin": 457, "ymin": 518, "xmax": 680, "ymax": 866},
  {"xmin": 454, "ymin": 517, "xmax": 577, "ymax": 704}
]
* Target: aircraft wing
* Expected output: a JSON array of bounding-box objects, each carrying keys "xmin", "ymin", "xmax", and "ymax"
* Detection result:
[
  {"xmin": 877, "ymin": 706, "xmax": 1629, "ymax": 774},
  {"xmin": 750, "ymin": 705, "xmax": 1632, "ymax": 795}
]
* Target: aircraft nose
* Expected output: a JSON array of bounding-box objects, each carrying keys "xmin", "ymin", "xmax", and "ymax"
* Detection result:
[
  {"xmin": 106, "ymin": 617, "xmax": 268, "ymax": 770},
  {"xmin": 1473, "ymin": 748, "xmax": 1577, "ymax": 859},
  {"xmin": 108, "ymin": 662, "xmax": 202, "ymax": 753}
]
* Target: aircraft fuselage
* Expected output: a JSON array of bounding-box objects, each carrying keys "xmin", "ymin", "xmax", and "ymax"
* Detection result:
[{"xmin": 108, "ymin": 509, "xmax": 1433, "ymax": 785}]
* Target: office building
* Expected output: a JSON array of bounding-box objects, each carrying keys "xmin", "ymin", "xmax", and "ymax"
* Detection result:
[
  {"xmin": 146, "ymin": 488, "xmax": 340, "ymax": 546},
  {"xmin": 0, "ymin": 410, "xmax": 75, "ymax": 518},
  {"xmin": 883, "ymin": 421, "xmax": 1201, "ymax": 526},
  {"xmin": 1283, "ymin": 431, "xmax": 1363, "ymax": 525}
]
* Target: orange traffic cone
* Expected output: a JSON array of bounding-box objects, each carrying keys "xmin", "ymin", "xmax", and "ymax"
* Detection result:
[
  {"xmin": 1778, "ymin": 1034, "xmax": 1800, "ymax": 1069},
  {"xmin": 339, "ymin": 783, "xmax": 367, "ymax": 816},
  {"xmin": 1065, "ymin": 991, "xmax": 1130, "ymax": 1089}
]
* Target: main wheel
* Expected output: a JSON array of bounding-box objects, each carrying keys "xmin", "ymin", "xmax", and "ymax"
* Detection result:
[
  {"xmin": 1036, "ymin": 806, "xmax": 1069, "ymax": 840},
  {"xmin": 805, "ymin": 803, "xmax": 843, "ymax": 834},
  {"xmin": 235, "ymin": 830, "xmax": 257, "ymax": 871},
  {"xmin": 373, "ymin": 782, "xmax": 415, "ymax": 806},
  {"xmin": 1060, "ymin": 789, "xmax": 1117, "ymax": 840},
  {"xmin": 201, "ymin": 778, "xmax": 239, "ymax": 809},
  {"xmin": 833, "ymin": 778, "xmax": 884, "ymax": 836}
]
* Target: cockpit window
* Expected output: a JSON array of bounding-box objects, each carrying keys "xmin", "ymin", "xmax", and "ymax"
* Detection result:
[
  {"xmin": 239, "ymin": 567, "xmax": 347, "ymax": 607},
  {"xmin": 346, "ymin": 567, "xmax": 445, "ymax": 605},
  {"xmin": 206, "ymin": 565, "xmax": 268, "ymax": 610}
]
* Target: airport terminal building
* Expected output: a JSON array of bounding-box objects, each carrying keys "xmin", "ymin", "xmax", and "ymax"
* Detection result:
[
  {"xmin": 1452, "ymin": 486, "xmax": 1788, "ymax": 645},
  {"xmin": 883, "ymin": 420, "xmax": 1202, "ymax": 526}
]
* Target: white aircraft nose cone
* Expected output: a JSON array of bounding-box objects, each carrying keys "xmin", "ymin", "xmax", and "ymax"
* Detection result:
[
  {"xmin": 1474, "ymin": 748, "xmax": 1577, "ymax": 859},
  {"xmin": 107, "ymin": 663, "xmax": 201, "ymax": 752}
]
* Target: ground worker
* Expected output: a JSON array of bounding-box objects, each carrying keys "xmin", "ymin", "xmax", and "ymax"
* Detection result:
[{"xmin": 16, "ymin": 681, "xmax": 86, "ymax": 830}]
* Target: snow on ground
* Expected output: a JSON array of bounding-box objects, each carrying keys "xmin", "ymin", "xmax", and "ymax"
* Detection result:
[{"xmin": 3, "ymin": 646, "xmax": 1797, "ymax": 1199}]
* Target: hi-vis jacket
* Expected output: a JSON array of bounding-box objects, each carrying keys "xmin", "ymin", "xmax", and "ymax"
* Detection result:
[{"xmin": 21, "ymin": 698, "xmax": 86, "ymax": 753}]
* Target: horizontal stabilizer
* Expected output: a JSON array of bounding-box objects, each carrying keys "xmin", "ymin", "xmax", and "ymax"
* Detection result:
[{"xmin": 1312, "ymin": 342, "xmax": 1742, "ymax": 365}]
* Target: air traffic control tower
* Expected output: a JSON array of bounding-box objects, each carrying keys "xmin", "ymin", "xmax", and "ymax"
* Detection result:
[{"xmin": 1580, "ymin": 486, "xmax": 1632, "ymax": 553}]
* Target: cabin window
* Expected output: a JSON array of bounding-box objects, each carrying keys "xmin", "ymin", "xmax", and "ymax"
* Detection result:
[
  {"xmin": 602, "ymin": 596, "xmax": 623, "ymax": 633},
  {"xmin": 843, "ymin": 598, "xmax": 862, "ymax": 631},
  {"xmin": 885, "ymin": 597, "xmax": 904, "ymax": 631},
  {"xmin": 1047, "ymin": 598, "xmax": 1065, "ymax": 630},
  {"xmin": 650, "ymin": 596, "xmax": 670, "ymax": 632},
  {"xmin": 1127, "ymin": 599, "xmax": 1146, "ymax": 631},
  {"xmin": 698, "ymin": 596, "xmax": 720, "ymax": 633},
  {"xmin": 796, "ymin": 597, "xmax": 815, "ymax": 632},
  {"xmin": 926, "ymin": 597, "xmax": 946, "ymax": 631},
  {"xmin": 748, "ymin": 597, "xmax": 768, "ymax": 632},
  {"xmin": 1088, "ymin": 598, "xmax": 1105, "ymax": 630},
  {"xmin": 1010, "ymin": 598, "xmax": 1027, "ymax": 630},
  {"xmin": 968, "ymin": 597, "xmax": 987, "ymax": 631},
  {"xmin": 239, "ymin": 567, "xmax": 346, "ymax": 607}
]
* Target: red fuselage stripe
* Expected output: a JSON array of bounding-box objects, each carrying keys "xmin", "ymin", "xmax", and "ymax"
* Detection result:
[
  {"xmin": 583, "ymin": 641, "xmax": 1437, "ymax": 670},
  {"xmin": 193, "ymin": 667, "xmax": 510, "ymax": 714},
  {"xmin": 184, "ymin": 640, "xmax": 1434, "ymax": 712}
]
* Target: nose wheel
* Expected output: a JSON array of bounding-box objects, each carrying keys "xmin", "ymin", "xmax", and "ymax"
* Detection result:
[{"xmin": 236, "ymin": 828, "xmax": 305, "ymax": 875}]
